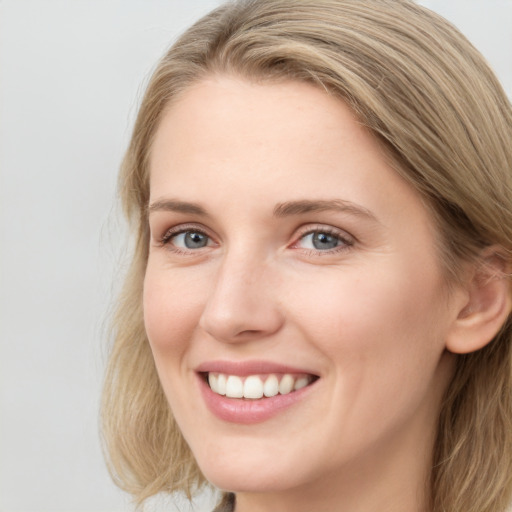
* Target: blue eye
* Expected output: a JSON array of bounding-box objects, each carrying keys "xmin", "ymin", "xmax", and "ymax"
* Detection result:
[
  {"xmin": 298, "ymin": 230, "xmax": 351, "ymax": 251},
  {"xmin": 168, "ymin": 230, "xmax": 211, "ymax": 249}
]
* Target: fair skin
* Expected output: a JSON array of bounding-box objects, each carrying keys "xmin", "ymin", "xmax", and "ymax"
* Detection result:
[{"xmin": 144, "ymin": 76, "xmax": 472, "ymax": 512}]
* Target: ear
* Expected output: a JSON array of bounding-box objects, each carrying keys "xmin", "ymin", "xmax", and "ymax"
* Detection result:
[{"xmin": 446, "ymin": 247, "xmax": 512, "ymax": 355}]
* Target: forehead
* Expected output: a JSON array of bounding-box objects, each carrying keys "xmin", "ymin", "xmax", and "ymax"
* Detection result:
[{"xmin": 149, "ymin": 76, "xmax": 386, "ymax": 190}]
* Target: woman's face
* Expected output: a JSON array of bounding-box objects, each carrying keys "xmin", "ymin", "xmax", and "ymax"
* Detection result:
[{"xmin": 145, "ymin": 76, "xmax": 464, "ymax": 498}]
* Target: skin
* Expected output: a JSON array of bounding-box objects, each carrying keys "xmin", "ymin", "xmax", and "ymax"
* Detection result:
[{"xmin": 144, "ymin": 76, "xmax": 470, "ymax": 512}]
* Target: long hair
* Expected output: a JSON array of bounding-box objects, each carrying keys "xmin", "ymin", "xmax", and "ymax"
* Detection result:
[{"xmin": 101, "ymin": 1, "xmax": 512, "ymax": 510}]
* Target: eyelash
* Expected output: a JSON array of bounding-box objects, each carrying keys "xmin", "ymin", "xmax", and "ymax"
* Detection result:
[{"xmin": 158, "ymin": 224, "xmax": 354, "ymax": 256}]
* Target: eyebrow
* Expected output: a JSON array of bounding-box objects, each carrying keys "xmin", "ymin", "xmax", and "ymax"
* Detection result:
[
  {"xmin": 147, "ymin": 198, "xmax": 378, "ymax": 222},
  {"xmin": 147, "ymin": 199, "xmax": 208, "ymax": 216},
  {"xmin": 273, "ymin": 199, "xmax": 378, "ymax": 222}
]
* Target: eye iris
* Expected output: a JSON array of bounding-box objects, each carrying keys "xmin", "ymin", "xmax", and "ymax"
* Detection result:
[
  {"xmin": 184, "ymin": 232, "xmax": 208, "ymax": 249},
  {"xmin": 312, "ymin": 232, "xmax": 339, "ymax": 250}
]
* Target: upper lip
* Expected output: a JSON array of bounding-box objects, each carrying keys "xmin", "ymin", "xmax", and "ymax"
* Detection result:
[{"xmin": 195, "ymin": 359, "xmax": 319, "ymax": 377}]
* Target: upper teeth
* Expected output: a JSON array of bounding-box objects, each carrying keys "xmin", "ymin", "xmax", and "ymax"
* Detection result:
[{"xmin": 208, "ymin": 373, "xmax": 312, "ymax": 399}]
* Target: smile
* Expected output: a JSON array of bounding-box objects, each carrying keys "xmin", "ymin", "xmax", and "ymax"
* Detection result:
[
  {"xmin": 196, "ymin": 362, "xmax": 320, "ymax": 424},
  {"xmin": 207, "ymin": 372, "xmax": 315, "ymax": 399}
]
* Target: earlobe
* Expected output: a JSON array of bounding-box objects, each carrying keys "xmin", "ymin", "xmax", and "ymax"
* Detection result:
[{"xmin": 446, "ymin": 248, "xmax": 512, "ymax": 355}]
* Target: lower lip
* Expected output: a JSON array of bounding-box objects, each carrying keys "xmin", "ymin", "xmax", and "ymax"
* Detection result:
[{"xmin": 198, "ymin": 374, "xmax": 316, "ymax": 425}]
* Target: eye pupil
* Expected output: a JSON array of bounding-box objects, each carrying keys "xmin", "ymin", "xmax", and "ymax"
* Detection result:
[
  {"xmin": 312, "ymin": 232, "xmax": 339, "ymax": 250},
  {"xmin": 185, "ymin": 232, "xmax": 208, "ymax": 248}
]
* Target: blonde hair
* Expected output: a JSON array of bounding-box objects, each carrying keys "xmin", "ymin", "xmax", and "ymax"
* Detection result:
[{"xmin": 101, "ymin": 1, "xmax": 512, "ymax": 510}]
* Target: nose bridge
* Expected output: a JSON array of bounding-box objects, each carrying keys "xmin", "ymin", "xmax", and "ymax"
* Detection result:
[{"xmin": 199, "ymin": 245, "xmax": 282, "ymax": 342}]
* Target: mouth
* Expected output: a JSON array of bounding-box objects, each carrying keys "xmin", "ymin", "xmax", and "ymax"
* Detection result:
[
  {"xmin": 196, "ymin": 360, "xmax": 320, "ymax": 423},
  {"xmin": 201, "ymin": 372, "xmax": 319, "ymax": 400}
]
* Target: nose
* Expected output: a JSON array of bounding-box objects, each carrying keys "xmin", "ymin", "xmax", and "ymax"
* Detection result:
[{"xmin": 198, "ymin": 251, "xmax": 284, "ymax": 343}]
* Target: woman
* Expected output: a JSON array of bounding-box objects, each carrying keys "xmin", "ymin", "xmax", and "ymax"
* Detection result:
[{"xmin": 101, "ymin": 1, "xmax": 512, "ymax": 511}]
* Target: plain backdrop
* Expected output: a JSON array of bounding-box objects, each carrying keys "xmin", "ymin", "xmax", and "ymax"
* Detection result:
[{"xmin": 1, "ymin": 1, "xmax": 511, "ymax": 511}]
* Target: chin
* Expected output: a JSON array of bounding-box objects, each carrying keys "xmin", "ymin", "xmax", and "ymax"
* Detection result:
[
  {"xmin": 195, "ymin": 451, "xmax": 305, "ymax": 493},
  {"xmin": 204, "ymin": 469, "xmax": 296, "ymax": 494}
]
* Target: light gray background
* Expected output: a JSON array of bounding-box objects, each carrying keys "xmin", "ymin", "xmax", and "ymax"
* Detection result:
[{"xmin": 1, "ymin": 1, "xmax": 511, "ymax": 511}]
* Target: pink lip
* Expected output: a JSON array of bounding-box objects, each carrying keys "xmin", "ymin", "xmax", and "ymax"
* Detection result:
[
  {"xmin": 195, "ymin": 360, "xmax": 319, "ymax": 425},
  {"xmin": 195, "ymin": 359, "xmax": 316, "ymax": 376}
]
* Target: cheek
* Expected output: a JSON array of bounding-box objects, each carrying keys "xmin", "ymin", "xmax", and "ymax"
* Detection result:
[
  {"xmin": 287, "ymin": 263, "xmax": 452, "ymax": 441},
  {"xmin": 284, "ymin": 259, "xmax": 450, "ymax": 385},
  {"xmin": 143, "ymin": 264, "xmax": 205, "ymax": 357},
  {"xmin": 292, "ymin": 260, "xmax": 440, "ymax": 326}
]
